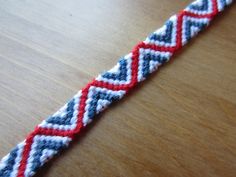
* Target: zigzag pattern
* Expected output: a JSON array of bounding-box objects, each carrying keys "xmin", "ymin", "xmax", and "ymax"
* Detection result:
[
  {"xmin": 182, "ymin": 16, "xmax": 210, "ymax": 45},
  {"xmin": 0, "ymin": 0, "xmax": 233, "ymax": 176},
  {"xmin": 137, "ymin": 49, "xmax": 172, "ymax": 81},
  {"xmin": 24, "ymin": 136, "xmax": 71, "ymax": 177},
  {"xmin": 82, "ymin": 86, "xmax": 125, "ymax": 125},
  {"xmin": 185, "ymin": 0, "xmax": 214, "ymax": 15},
  {"xmin": 145, "ymin": 15, "xmax": 178, "ymax": 47},
  {"xmin": 96, "ymin": 54, "xmax": 133, "ymax": 85},
  {"xmin": 39, "ymin": 91, "xmax": 81, "ymax": 131}
]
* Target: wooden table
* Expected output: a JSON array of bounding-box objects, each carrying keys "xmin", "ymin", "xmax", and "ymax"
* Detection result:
[{"xmin": 0, "ymin": 1, "xmax": 235, "ymax": 177}]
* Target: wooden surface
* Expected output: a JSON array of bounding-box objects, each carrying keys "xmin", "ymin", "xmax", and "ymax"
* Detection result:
[{"xmin": 0, "ymin": 0, "xmax": 235, "ymax": 177}]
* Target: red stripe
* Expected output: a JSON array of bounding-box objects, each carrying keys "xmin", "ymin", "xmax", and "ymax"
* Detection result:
[
  {"xmin": 16, "ymin": 86, "xmax": 91, "ymax": 176},
  {"xmin": 141, "ymin": 42, "xmax": 176, "ymax": 53},
  {"xmin": 71, "ymin": 84, "xmax": 90, "ymax": 135},
  {"xmin": 176, "ymin": 11, "xmax": 184, "ymax": 50},
  {"xmin": 182, "ymin": 11, "xmax": 214, "ymax": 18},
  {"xmin": 129, "ymin": 43, "xmax": 140, "ymax": 89},
  {"xmin": 14, "ymin": 1, "xmax": 224, "ymax": 176},
  {"xmin": 91, "ymin": 42, "xmax": 176, "ymax": 91},
  {"xmin": 16, "ymin": 131, "xmax": 36, "ymax": 177},
  {"xmin": 36, "ymin": 127, "xmax": 74, "ymax": 138},
  {"xmin": 212, "ymin": 0, "xmax": 219, "ymax": 16},
  {"xmin": 92, "ymin": 80, "xmax": 130, "ymax": 91}
]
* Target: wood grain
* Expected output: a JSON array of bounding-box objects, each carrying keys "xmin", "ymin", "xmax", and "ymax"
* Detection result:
[{"xmin": 0, "ymin": 0, "xmax": 235, "ymax": 177}]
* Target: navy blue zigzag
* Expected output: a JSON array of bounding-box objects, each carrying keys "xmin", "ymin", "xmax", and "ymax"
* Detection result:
[
  {"xmin": 184, "ymin": 20, "xmax": 208, "ymax": 42},
  {"xmin": 0, "ymin": 147, "xmax": 18, "ymax": 177},
  {"xmin": 87, "ymin": 90, "xmax": 121, "ymax": 119},
  {"xmin": 142, "ymin": 53, "xmax": 169, "ymax": 78},
  {"xmin": 220, "ymin": 0, "xmax": 227, "ymax": 8},
  {"xmin": 102, "ymin": 58, "xmax": 128, "ymax": 81},
  {"xmin": 46, "ymin": 98, "xmax": 75, "ymax": 125},
  {"xmin": 29, "ymin": 139, "xmax": 68, "ymax": 173},
  {"xmin": 189, "ymin": 0, "xmax": 210, "ymax": 11},
  {"xmin": 149, "ymin": 20, "xmax": 174, "ymax": 44}
]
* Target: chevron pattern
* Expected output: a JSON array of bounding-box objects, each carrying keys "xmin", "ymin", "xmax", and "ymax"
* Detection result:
[
  {"xmin": 39, "ymin": 91, "xmax": 81, "ymax": 131},
  {"xmin": 185, "ymin": 0, "xmax": 214, "ymax": 15},
  {"xmin": 145, "ymin": 15, "xmax": 178, "ymax": 47},
  {"xmin": 138, "ymin": 49, "xmax": 172, "ymax": 81},
  {"xmin": 24, "ymin": 136, "xmax": 71, "ymax": 177},
  {"xmin": 82, "ymin": 86, "xmax": 125, "ymax": 125},
  {"xmin": 96, "ymin": 54, "xmax": 133, "ymax": 85},
  {"xmin": 0, "ymin": 0, "xmax": 233, "ymax": 176},
  {"xmin": 182, "ymin": 16, "xmax": 210, "ymax": 45}
]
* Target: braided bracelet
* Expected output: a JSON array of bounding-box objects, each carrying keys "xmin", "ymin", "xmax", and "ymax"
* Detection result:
[{"xmin": 0, "ymin": 0, "xmax": 233, "ymax": 176}]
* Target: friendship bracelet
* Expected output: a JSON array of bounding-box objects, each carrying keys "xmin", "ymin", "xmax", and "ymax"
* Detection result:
[{"xmin": 0, "ymin": 0, "xmax": 233, "ymax": 176}]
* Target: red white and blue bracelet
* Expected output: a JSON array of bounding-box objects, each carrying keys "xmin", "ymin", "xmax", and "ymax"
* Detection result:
[{"xmin": 0, "ymin": 0, "xmax": 234, "ymax": 176}]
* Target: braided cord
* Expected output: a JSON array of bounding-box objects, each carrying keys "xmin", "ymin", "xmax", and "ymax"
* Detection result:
[{"xmin": 0, "ymin": 0, "xmax": 233, "ymax": 176}]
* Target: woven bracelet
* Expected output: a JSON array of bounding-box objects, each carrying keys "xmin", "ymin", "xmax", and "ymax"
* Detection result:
[{"xmin": 0, "ymin": 0, "xmax": 234, "ymax": 176}]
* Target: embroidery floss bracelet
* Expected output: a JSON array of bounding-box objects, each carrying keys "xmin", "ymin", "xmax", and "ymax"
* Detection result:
[{"xmin": 0, "ymin": 0, "xmax": 233, "ymax": 176}]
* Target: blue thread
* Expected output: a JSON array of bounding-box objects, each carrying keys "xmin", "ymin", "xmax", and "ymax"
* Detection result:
[
  {"xmin": 87, "ymin": 91, "xmax": 121, "ymax": 119},
  {"xmin": 189, "ymin": 0, "xmax": 209, "ymax": 11},
  {"xmin": 185, "ymin": 20, "xmax": 207, "ymax": 41},
  {"xmin": 0, "ymin": 147, "xmax": 18, "ymax": 177},
  {"xmin": 46, "ymin": 99, "xmax": 75, "ymax": 126},
  {"xmin": 142, "ymin": 53, "xmax": 168, "ymax": 78},
  {"xmin": 220, "ymin": 0, "xmax": 227, "ymax": 8},
  {"xmin": 102, "ymin": 58, "xmax": 128, "ymax": 81},
  {"xmin": 149, "ymin": 21, "xmax": 173, "ymax": 44},
  {"xmin": 30, "ymin": 139, "xmax": 67, "ymax": 173}
]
